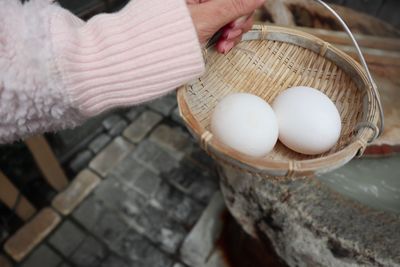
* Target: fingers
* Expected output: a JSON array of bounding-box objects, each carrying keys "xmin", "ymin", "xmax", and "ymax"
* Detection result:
[
  {"xmin": 216, "ymin": 14, "xmax": 254, "ymax": 54},
  {"xmin": 216, "ymin": 36, "xmax": 242, "ymax": 54}
]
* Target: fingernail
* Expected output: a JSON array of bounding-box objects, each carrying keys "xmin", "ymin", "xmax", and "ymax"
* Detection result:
[
  {"xmin": 232, "ymin": 16, "xmax": 247, "ymax": 28},
  {"xmin": 223, "ymin": 41, "xmax": 234, "ymax": 54},
  {"xmin": 226, "ymin": 29, "xmax": 242, "ymax": 40}
]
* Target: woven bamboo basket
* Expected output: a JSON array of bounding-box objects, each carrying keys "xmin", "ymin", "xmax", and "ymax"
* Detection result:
[{"xmin": 177, "ymin": 1, "xmax": 384, "ymax": 178}]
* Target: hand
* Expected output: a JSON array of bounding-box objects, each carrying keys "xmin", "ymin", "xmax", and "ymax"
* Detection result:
[{"xmin": 187, "ymin": 0, "xmax": 264, "ymax": 53}]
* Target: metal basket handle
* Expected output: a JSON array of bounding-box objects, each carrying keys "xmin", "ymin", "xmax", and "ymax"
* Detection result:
[
  {"xmin": 205, "ymin": 0, "xmax": 384, "ymax": 139},
  {"xmin": 315, "ymin": 0, "xmax": 384, "ymax": 138}
]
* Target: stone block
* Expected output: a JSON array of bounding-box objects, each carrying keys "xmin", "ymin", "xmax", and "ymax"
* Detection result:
[
  {"xmin": 113, "ymin": 229, "xmax": 173, "ymax": 267},
  {"xmin": 69, "ymin": 150, "xmax": 93, "ymax": 173},
  {"xmin": 123, "ymin": 111, "xmax": 162, "ymax": 143},
  {"xmin": 70, "ymin": 236, "xmax": 107, "ymax": 267},
  {"xmin": 188, "ymin": 146, "xmax": 216, "ymax": 171},
  {"xmin": 89, "ymin": 134, "xmax": 111, "ymax": 154},
  {"xmin": 109, "ymin": 155, "xmax": 161, "ymax": 199},
  {"xmin": 147, "ymin": 94, "xmax": 177, "ymax": 116},
  {"xmin": 94, "ymin": 178, "xmax": 147, "ymax": 213},
  {"xmin": 92, "ymin": 210, "xmax": 129, "ymax": 247},
  {"xmin": 4, "ymin": 208, "xmax": 61, "ymax": 262},
  {"xmin": 132, "ymin": 140, "xmax": 179, "ymax": 175},
  {"xmin": 21, "ymin": 245, "xmax": 62, "ymax": 267},
  {"xmin": 109, "ymin": 120, "xmax": 128, "ymax": 137},
  {"xmin": 0, "ymin": 255, "xmax": 12, "ymax": 267},
  {"xmin": 48, "ymin": 220, "xmax": 86, "ymax": 257},
  {"xmin": 52, "ymin": 169, "xmax": 101, "ymax": 215},
  {"xmin": 204, "ymin": 249, "xmax": 230, "ymax": 267},
  {"xmin": 102, "ymin": 115, "xmax": 123, "ymax": 131},
  {"xmin": 152, "ymin": 182, "xmax": 203, "ymax": 226},
  {"xmin": 100, "ymin": 255, "xmax": 129, "ymax": 267},
  {"xmin": 133, "ymin": 170, "xmax": 161, "ymax": 198},
  {"xmin": 173, "ymin": 263, "xmax": 186, "ymax": 267},
  {"xmin": 125, "ymin": 106, "xmax": 145, "ymax": 122},
  {"xmin": 149, "ymin": 124, "xmax": 193, "ymax": 159},
  {"xmin": 73, "ymin": 193, "xmax": 130, "ymax": 247},
  {"xmin": 72, "ymin": 195, "xmax": 104, "ymax": 231},
  {"xmin": 163, "ymin": 161, "xmax": 218, "ymax": 204},
  {"xmin": 171, "ymin": 107, "xmax": 184, "ymax": 125},
  {"xmin": 89, "ymin": 137, "xmax": 134, "ymax": 177},
  {"xmin": 180, "ymin": 193, "xmax": 226, "ymax": 267},
  {"xmin": 124, "ymin": 205, "xmax": 186, "ymax": 254}
]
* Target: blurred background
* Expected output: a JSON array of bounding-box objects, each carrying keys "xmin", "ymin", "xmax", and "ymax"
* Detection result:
[{"xmin": 0, "ymin": 1, "xmax": 399, "ymax": 267}]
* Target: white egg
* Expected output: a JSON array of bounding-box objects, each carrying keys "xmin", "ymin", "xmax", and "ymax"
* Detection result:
[
  {"xmin": 272, "ymin": 86, "xmax": 341, "ymax": 155},
  {"xmin": 211, "ymin": 93, "xmax": 278, "ymax": 157}
]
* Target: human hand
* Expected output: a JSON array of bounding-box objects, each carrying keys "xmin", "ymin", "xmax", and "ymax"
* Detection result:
[{"xmin": 187, "ymin": 0, "xmax": 264, "ymax": 53}]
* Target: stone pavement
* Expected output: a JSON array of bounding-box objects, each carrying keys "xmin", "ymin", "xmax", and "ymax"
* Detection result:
[{"xmin": 10, "ymin": 93, "xmax": 233, "ymax": 267}]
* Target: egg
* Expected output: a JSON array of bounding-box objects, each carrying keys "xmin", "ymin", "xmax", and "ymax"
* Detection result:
[
  {"xmin": 272, "ymin": 86, "xmax": 341, "ymax": 155},
  {"xmin": 211, "ymin": 93, "xmax": 278, "ymax": 157}
]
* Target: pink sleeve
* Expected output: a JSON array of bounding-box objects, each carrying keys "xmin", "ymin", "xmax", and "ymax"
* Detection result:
[
  {"xmin": 51, "ymin": 0, "xmax": 205, "ymax": 117},
  {"xmin": 0, "ymin": 0, "xmax": 204, "ymax": 143}
]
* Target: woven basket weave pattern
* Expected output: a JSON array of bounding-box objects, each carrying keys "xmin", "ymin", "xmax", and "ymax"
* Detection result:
[{"xmin": 179, "ymin": 25, "xmax": 378, "ymax": 177}]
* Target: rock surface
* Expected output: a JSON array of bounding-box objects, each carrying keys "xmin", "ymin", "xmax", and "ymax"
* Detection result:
[{"xmin": 219, "ymin": 163, "xmax": 400, "ymax": 267}]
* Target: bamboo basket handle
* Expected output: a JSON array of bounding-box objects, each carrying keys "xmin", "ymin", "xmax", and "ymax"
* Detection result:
[{"xmin": 315, "ymin": 0, "xmax": 384, "ymax": 139}]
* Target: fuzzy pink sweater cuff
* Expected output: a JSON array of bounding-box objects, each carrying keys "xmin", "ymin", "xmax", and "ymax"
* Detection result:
[{"xmin": 51, "ymin": 0, "xmax": 205, "ymax": 117}]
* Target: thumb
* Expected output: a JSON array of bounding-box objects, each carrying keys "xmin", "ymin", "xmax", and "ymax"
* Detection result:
[{"xmin": 206, "ymin": 0, "xmax": 264, "ymax": 28}]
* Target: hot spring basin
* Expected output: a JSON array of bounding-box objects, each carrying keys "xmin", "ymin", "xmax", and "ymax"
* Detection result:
[{"xmin": 219, "ymin": 155, "xmax": 400, "ymax": 267}]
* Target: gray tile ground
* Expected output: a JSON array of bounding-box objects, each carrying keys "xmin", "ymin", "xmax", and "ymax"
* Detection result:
[{"xmin": 8, "ymin": 99, "xmax": 220, "ymax": 267}]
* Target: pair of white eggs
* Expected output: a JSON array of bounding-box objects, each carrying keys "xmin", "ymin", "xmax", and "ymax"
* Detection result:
[{"xmin": 211, "ymin": 86, "xmax": 342, "ymax": 157}]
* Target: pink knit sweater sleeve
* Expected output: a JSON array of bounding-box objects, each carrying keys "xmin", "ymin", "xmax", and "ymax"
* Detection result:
[{"xmin": 0, "ymin": 0, "xmax": 205, "ymax": 143}]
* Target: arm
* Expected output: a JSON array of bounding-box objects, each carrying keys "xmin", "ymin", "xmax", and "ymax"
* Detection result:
[{"xmin": 0, "ymin": 0, "xmax": 204, "ymax": 143}]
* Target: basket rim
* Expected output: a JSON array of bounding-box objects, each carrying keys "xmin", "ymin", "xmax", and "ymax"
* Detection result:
[{"xmin": 177, "ymin": 25, "xmax": 379, "ymax": 177}]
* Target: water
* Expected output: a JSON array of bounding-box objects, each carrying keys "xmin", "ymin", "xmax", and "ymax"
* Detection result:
[{"xmin": 318, "ymin": 154, "xmax": 400, "ymax": 214}]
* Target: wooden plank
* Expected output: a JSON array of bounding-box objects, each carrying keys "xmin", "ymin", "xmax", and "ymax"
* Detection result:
[
  {"xmin": 4, "ymin": 208, "xmax": 61, "ymax": 262},
  {"xmin": 261, "ymin": 0, "xmax": 400, "ymax": 37},
  {"xmin": 289, "ymin": 26, "xmax": 400, "ymax": 51},
  {"xmin": 25, "ymin": 135, "xmax": 68, "ymax": 192},
  {"xmin": 335, "ymin": 44, "xmax": 400, "ymax": 68},
  {"xmin": 364, "ymin": 68, "xmax": 400, "ymax": 156},
  {"xmin": 0, "ymin": 171, "xmax": 36, "ymax": 221}
]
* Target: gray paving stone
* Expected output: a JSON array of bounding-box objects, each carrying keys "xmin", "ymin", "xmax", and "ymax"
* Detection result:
[
  {"xmin": 189, "ymin": 146, "xmax": 216, "ymax": 170},
  {"xmin": 89, "ymin": 137, "xmax": 135, "ymax": 177},
  {"xmin": 100, "ymin": 255, "xmax": 129, "ymax": 267},
  {"xmin": 109, "ymin": 120, "xmax": 128, "ymax": 137},
  {"xmin": 147, "ymin": 94, "xmax": 177, "ymax": 116},
  {"xmin": 88, "ymin": 134, "xmax": 111, "ymax": 154},
  {"xmin": 180, "ymin": 193, "xmax": 226, "ymax": 267},
  {"xmin": 69, "ymin": 150, "xmax": 93, "ymax": 173},
  {"xmin": 113, "ymin": 229, "xmax": 173, "ymax": 267},
  {"xmin": 152, "ymin": 182, "xmax": 203, "ymax": 226},
  {"xmin": 133, "ymin": 170, "xmax": 161, "ymax": 198},
  {"xmin": 102, "ymin": 115, "xmax": 123, "ymax": 130},
  {"xmin": 149, "ymin": 124, "xmax": 193, "ymax": 159},
  {"xmin": 49, "ymin": 221, "xmax": 86, "ymax": 257},
  {"xmin": 70, "ymin": 236, "xmax": 106, "ymax": 267},
  {"xmin": 163, "ymin": 161, "xmax": 218, "ymax": 204},
  {"xmin": 173, "ymin": 263, "xmax": 186, "ymax": 267},
  {"xmin": 73, "ymin": 195, "xmax": 104, "ymax": 231},
  {"xmin": 92, "ymin": 209, "xmax": 129, "ymax": 247},
  {"xmin": 171, "ymin": 107, "xmax": 184, "ymax": 125},
  {"xmin": 125, "ymin": 106, "xmax": 145, "ymax": 122},
  {"xmin": 123, "ymin": 205, "xmax": 186, "ymax": 254},
  {"xmin": 109, "ymin": 155, "xmax": 162, "ymax": 199},
  {"xmin": 123, "ymin": 111, "xmax": 162, "ymax": 143},
  {"xmin": 94, "ymin": 178, "xmax": 147, "ymax": 213},
  {"xmin": 132, "ymin": 140, "xmax": 180, "ymax": 175},
  {"xmin": 21, "ymin": 245, "xmax": 62, "ymax": 267}
]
